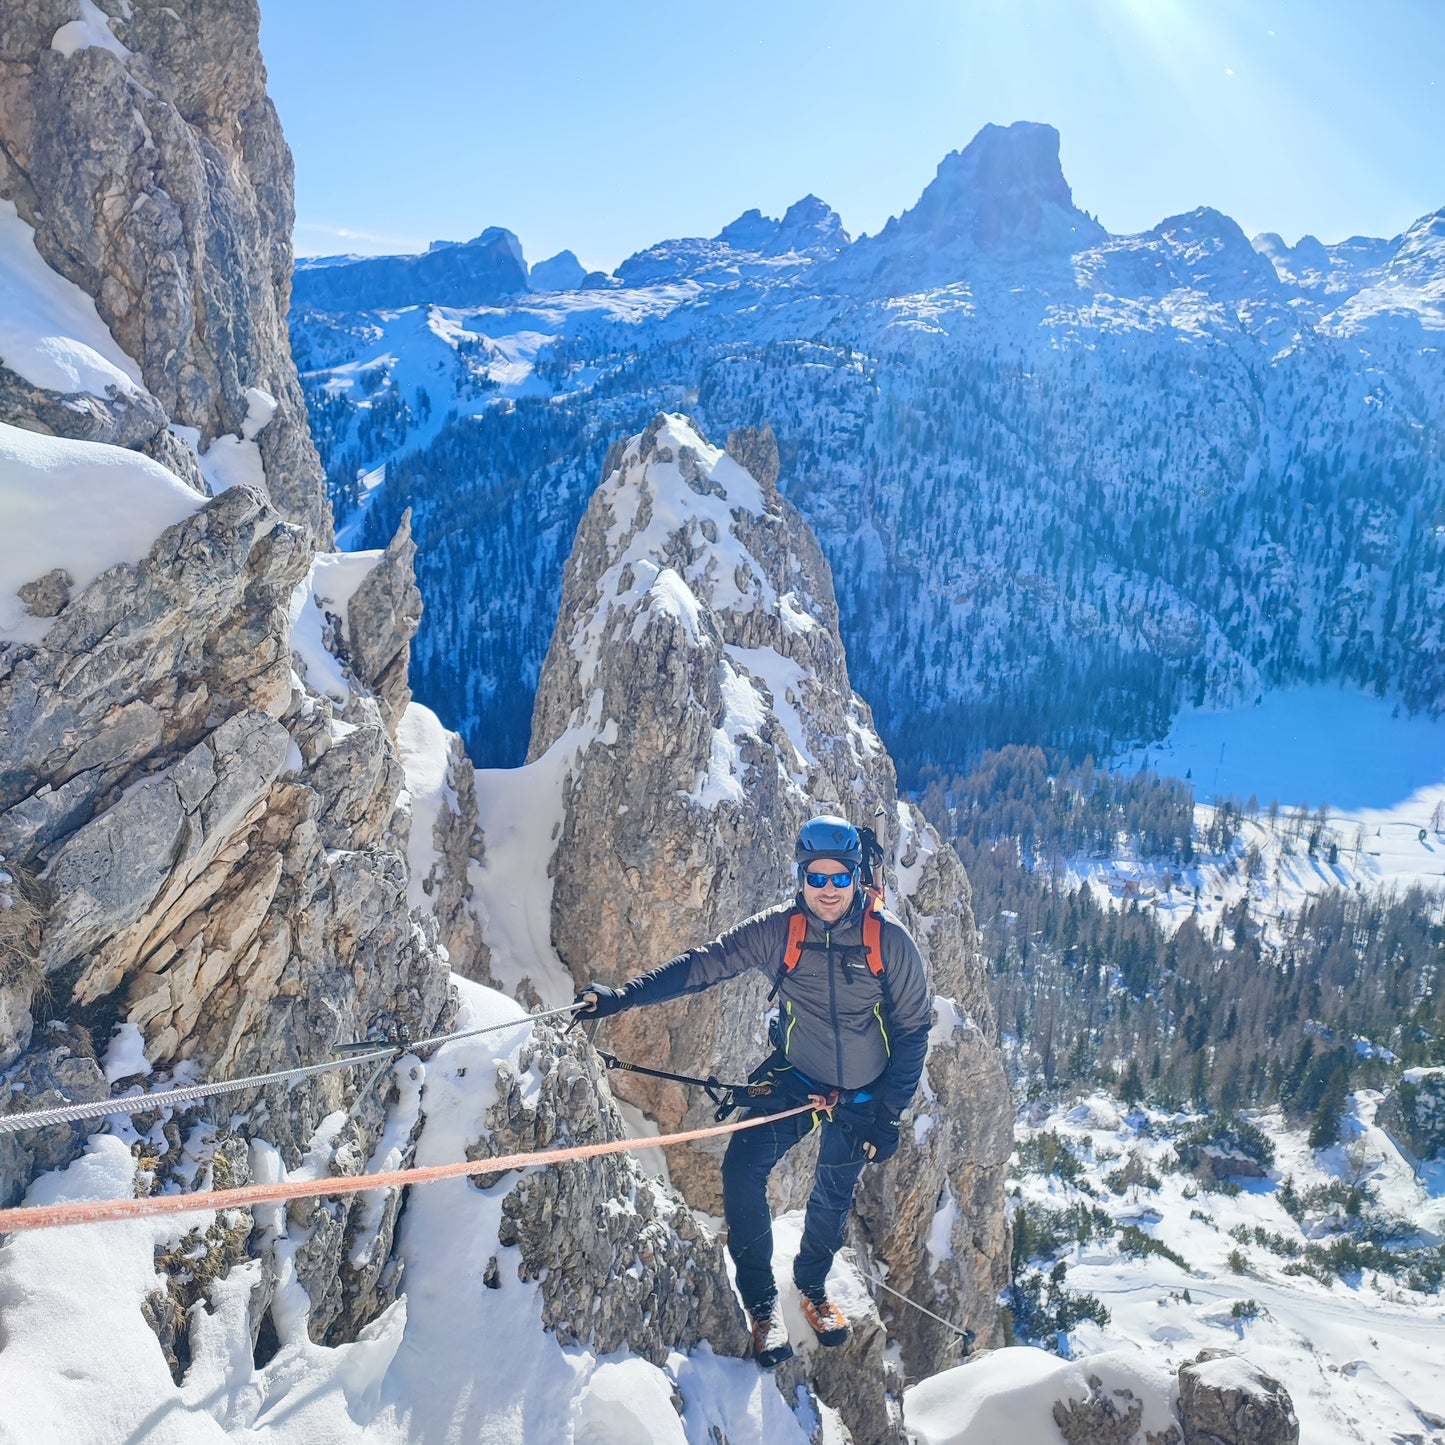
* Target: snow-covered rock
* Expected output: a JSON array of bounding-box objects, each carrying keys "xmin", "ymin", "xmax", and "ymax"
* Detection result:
[
  {"xmin": 525, "ymin": 412, "xmax": 1014, "ymax": 1395},
  {"xmin": 0, "ymin": 0, "xmax": 328, "ymax": 537}
]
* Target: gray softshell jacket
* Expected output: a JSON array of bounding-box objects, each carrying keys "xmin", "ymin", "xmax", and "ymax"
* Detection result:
[{"xmin": 617, "ymin": 894, "xmax": 932, "ymax": 1116}]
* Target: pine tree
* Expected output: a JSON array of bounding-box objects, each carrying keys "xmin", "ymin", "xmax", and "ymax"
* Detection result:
[{"xmin": 1309, "ymin": 1069, "xmax": 1348, "ymax": 1149}]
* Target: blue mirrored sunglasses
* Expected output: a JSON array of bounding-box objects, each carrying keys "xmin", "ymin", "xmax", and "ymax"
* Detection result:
[{"xmin": 804, "ymin": 869, "xmax": 855, "ymax": 889}]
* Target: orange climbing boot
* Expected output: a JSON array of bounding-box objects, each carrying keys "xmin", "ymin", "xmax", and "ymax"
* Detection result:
[
  {"xmin": 747, "ymin": 1302, "xmax": 794, "ymax": 1368},
  {"xmin": 800, "ymin": 1290, "xmax": 849, "ymax": 1346}
]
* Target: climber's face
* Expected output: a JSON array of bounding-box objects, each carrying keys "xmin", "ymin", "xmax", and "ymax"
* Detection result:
[{"xmin": 802, "ymin": 858, "xmax": 856, "ymax": 925}]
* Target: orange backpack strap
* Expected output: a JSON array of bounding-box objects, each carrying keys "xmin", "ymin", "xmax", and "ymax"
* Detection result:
[
  {"xmin": 776, "ymin": 898, "xmax": 884, "ymax": 987},
  {"xmin": 861, "ymin": 889, "xmax": 886, "ymax": 977},
  {"xmin": 783, "ymin": 908, "xmax": 808, "ymax": 972}
]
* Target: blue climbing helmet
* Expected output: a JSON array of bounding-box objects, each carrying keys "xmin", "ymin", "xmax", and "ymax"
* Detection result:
[{"xmin": 795, "ymin": 815, "xmax": 862, "ymax": 872}]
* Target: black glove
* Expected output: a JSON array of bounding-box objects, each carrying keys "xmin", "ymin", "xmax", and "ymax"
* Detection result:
[
  {"xmin": 573, "ymin": 984, "xmax": 630, "ymax": 1020},
  {"xmin": 860, "ymin": 1107, "xmax": 902, "ymax": 1163}
]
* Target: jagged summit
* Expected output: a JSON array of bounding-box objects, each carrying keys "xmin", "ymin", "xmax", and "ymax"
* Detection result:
[
  {"xmin": 924, "ymin": 122, "xmax": 1095, "ymax": 241},
  {"xmin": 837, "ymin": 121, "xmax": 1106, "ymax": 290},
  {"xmin": 777, "ymin": 194, "xmax": 850, "ymax": 252},
  {"xmin": 716, "ymin": 207, "xmax": 777, "ymax": 251},
  {"xmin": 1252, "ymin": 228, "xmax": 1396, "ymax": 296},
  {"xmin": 529, "ymin": 248, "xmax": 587, "ymax": 291},
  {"xmin": 712, "ymin": 195, "xmax": 849, "ymax": 257},
  {"xmin": 1149, "ymin": 205, "xmax": 1282, "ymax": 294},
  {"xmin": 1385, "ymin": 205, "xmax": 1445, "ymax": 285},
  {"xmin": 617, "ymin": 194, "xmax": 851, "ymax": 286}
]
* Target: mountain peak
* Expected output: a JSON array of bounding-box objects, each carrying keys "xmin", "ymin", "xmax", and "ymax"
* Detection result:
[
  {"xmin": 775, "ymin": 194, "xmax": 849, "ymax": 254},
  {"xmin": 935, "ymin": 121, "xmax": 1078, "ymax": 213},
  {"xmin": 837, "ymin": 121, "xmax": 1105, "ymax": 291},
  {"xmin": 913, "ymin": 122, "xmax": 1103, "ymax": 252},
  {"xmin": 714, "ymin": 196, "xmax": 850, "ymax": 258},
  {"xmin": 530, "ymin": 249, "xmax": 587, "ymax": 291},
  {"xmin": 715, "ymin": 207, "xmax": 776, "ymax": 251}
]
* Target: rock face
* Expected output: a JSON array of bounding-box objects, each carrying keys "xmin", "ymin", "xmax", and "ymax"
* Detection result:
[
  {"xmin": 0, "ymin": 0, "xmax": 455, "ymax": 1359},
  {"xmin": 527, "ymin": 413, "xmax": 1014, "ymax": 1400},
  {"xmin": 344, "ymin": 509, "xmax": 424, "ymax": 733},
  {"xmin": 0, "ymin": 465, "xmax": 455, "ymax": 1310},
  {"xmin": 0, "ymin": 0, "xmax": 328, "ymax": 538},
  {"xmin": 838, "ymin": 121, "xmax": 1106, "ymax": 290},
  {"xmin": 1178, "ymin": 1351, "xmax": 1299, "ymax": 1445},
  {"xmin": 481, "ymin": 1018, "xmax": 750, "ymax": 1366}
]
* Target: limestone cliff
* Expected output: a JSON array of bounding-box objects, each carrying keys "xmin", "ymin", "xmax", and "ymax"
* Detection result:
[
  {"xmin": 528, "ymin": 413, "xmax": 1015, "ymax": 1405},
  {"xmin": 0, "ymin": 0, "xmax": 328, "ymax": 537},
  {"xmin": 0, "ymin": 0, "xmax": 455, "ymax": 1357}
]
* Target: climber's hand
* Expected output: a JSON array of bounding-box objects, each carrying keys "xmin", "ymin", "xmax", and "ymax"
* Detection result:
[
  {"xmin": 860, "ymin": 1109, "xmax": 901, "ymax": 1163},
  {"xmin": 572, "ymin": 984, "xmax": 630, "ymax": 1020}
]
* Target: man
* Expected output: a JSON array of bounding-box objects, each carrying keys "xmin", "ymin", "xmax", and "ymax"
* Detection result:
[{"xmin": 575, "ymin": 814, "xmax": 932, "ymax": 1367}]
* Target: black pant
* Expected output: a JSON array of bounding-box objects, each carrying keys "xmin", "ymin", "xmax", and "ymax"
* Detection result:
[{"xmin": 720, "ymin": 1075, "xmax": 873, "ymax": 1313}]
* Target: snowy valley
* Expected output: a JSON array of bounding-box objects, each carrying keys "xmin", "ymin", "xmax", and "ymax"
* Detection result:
[{"xmin": 290, "ymin": 122, "xmax": 1445, "ymax": 782}]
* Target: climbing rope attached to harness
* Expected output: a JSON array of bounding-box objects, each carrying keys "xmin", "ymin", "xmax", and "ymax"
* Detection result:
[
  {"xmin": 0, "ymin": 1003, "xmax": 584, "ymax": 1137},
  {"xmin": 0, "ymin": 1098, "xmax": 824, "ymax": 1236}
]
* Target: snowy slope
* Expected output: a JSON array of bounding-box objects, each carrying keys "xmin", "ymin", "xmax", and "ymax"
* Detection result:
[
  {"xmin": 0, "ymin": 978, "xmax": 827, "ymax": 1444},
  {"xmin": 961, "ymin": 1091, "xmax": 1445, "ymax": 1445}
]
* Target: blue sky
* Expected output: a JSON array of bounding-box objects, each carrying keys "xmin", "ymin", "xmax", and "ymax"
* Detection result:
[{"xmin": 259, "ymin": 0, "xmax": 1445, "ymax": 273}]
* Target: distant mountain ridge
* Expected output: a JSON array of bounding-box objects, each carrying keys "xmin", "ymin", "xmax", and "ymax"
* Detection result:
[
  {"xmin": 291, "ymin": 120, "xmax": 1425, "ymax": 306},
  {"xmin": 291, "ymin": 225, "xmax": 529, "ymax": 309},
  {"xmin": 289, "ymin": 120, "xmax": 1445, "ymax": 774}
]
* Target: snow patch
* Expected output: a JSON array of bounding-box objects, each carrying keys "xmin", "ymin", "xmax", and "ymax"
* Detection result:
[
  {"xmin": 287, "ymin": 548, "xmax": 381, "ymax": 704},
  {"xmin": 926, "ymin": 1181, "xmax": 957, "ymax": 1266},
  {"xmin": 51, "ymin": 0, "xmax": 132, "ymax": 60},
  {"xmin": 472, "ymin": 728, "xmax": 592, "ymax": 1008},
  {"xmin": 395, "ymin": 702, "xmax": 459, "ymax": 914},
  {"xmin": 196, "ymin": 387, "xmax": 278, "ymax": 496},
  {"xmin": 102, "ymin": 1022, "xmax": 152, "ymax": 1084},
  {"xmin": 729, "ymin": 643, "xmax": 816, "ymax": 777},
  {"xmin": 689, "ymin": 657, "xmax": 768, "ymax": 808},
  {"xmin": 0, "ymin": 422, "xmax": 203, "ymax": 645},
  {"xmin": 0, "ymin": 198, "xmax": 144, "ymax": 397}
]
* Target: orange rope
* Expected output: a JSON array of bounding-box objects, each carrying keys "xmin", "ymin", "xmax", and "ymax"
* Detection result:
[{"xmin": 0, "ymin": 1100, "xmax": 819, "ymax": 1236}]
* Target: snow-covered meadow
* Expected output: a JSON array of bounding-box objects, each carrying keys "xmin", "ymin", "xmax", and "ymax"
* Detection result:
[
  {"xmin": 980, "ymin": 1089, "xmax": 1445, "ymax": 1445},
  {"xmin": 1085, "ymin": 684, "xmax": 1445, "ymax": 945}
]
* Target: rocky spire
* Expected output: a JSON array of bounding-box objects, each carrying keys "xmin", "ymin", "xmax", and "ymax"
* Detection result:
[
  {"xmin": 837, "ymin": 120, "xmax": 1106, "ymax": 291},
  {"xmin": 527, "ymin": 413, "xmax": 1014, "ymax": 1406}
]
